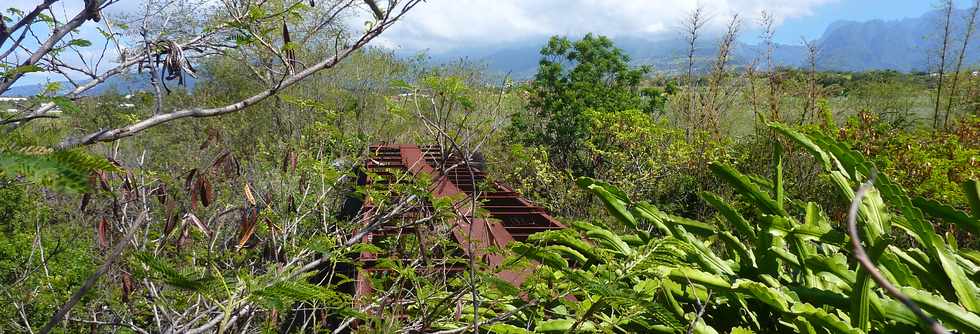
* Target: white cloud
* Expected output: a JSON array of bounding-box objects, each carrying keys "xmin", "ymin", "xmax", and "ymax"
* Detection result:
[{"xmin": 374, "ymin": 0, "xmax": 838, "ymax": 52}]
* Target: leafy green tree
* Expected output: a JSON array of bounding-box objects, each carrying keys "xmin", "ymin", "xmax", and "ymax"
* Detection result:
[{"xmin": 508, "ymin": 34, "xmax": 653, "ymax": 172}]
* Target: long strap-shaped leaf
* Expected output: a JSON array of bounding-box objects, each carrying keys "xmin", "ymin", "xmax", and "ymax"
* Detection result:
[
  {"xmin": 963, "ymin": 179, "xmax": 980, "ymax": 220},
  {"xmin": 813, "ymin": 132, "xmax": 980, "ymax": 313},
  {"xmin": 913, "ymin": 196, "xmax": 980, "ymax": 235},
  {"xmin": 700, "ymin": 192, "xmax": 756, "ymax": 242},
  {"xmin": 776, "ymin": 126, "xmax": 980, "ymax": 313},
  {"xmin": 709, "ymin": 163, "xmax": 787, "ymax": 217}
]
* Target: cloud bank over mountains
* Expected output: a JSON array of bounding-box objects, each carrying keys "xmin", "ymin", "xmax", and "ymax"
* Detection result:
[{"xmin": 374, "ymin": 0, "xmax": 837, "ymax": 51}]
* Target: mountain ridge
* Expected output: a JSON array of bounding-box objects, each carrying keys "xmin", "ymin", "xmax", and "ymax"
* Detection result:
[
  {"xmin": 5, "ymin": 8, "xmax": 977, "ymax": 96},
  {"xmin": 422, "ymin": 8, "xmax": 980, "ymax": 77}
]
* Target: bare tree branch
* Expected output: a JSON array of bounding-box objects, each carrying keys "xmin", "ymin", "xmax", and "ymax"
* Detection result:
[
  {"xmin": 56, "ymin": 0, "xmax": 424, "ymax": 148},
  {"xmin": 0, "ymin": 0, "xmax": 117, "ymax": 94}
]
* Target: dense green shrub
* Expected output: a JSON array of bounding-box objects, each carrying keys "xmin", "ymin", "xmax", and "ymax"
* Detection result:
[
  {"xmin": 839, "ymin": 114, "xmax": 979, "ymax": 208},
  {"xmin": 0, "ymin": 182, "xmax": 98, "ymax": 330}
]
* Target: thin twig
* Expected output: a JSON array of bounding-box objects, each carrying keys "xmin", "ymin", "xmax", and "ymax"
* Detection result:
[
  {"xmin": 847, "ymin": 172, "xmax": 946, "ymax": 334},
  {"xmin": 39, "ymin": 211, "xmax": 149, "ymax": 334}
]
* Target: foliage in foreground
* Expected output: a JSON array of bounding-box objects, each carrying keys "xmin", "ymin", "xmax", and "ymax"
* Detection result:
[{"xmin": 476, "ymin": 124, "xmax": 980, "ymax": 333}]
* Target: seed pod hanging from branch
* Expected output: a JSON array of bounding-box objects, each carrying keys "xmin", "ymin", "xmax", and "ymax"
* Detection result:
[
  {"xmin": 282, "ymin": 21, "xmax": 297, "ymax": 74},
  {"xmin": 97, "ymin": 218, "xmax": 109, "ymax": 250},
  {"xmin": 197, "ymin": 176, "xmax": 214, "ymax": 208},
  {"xmin": 152, "ymin": 39, "xmax": 198, "ymax": 93}
]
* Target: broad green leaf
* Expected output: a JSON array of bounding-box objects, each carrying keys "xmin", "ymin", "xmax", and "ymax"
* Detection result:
[
  {"xmin": 512, "ymin": 243, "xmax": 568, "ymax": 270},
  {"xmin": 901, "ymin": 287, "xmax": 980, "ymax": 333},
  {"xmin": 731, "ymin": 326, "xmax": 756, "ymax": 334},
  {"xmin": 877, "ymin": 252, "xmax": 922, "ymax": 289},
  {"xmin": 809, "ymin": 132, "xmax": 980, "ymax": 312},
  {"xmin": 769, "ymin": 122, "xmax": 834, "ymax": 171},
  {"xmin": 528, "ymin": 230, "xmax": 600, "ymax": 263},
  {"xmin": 635, "ymin": 201, "xmax": 714, "ymax": 236},
  {"xmin": 632, "ymin": 202, "xmax": 672, "ymax": 236},
  {"xmin": 585, "ymin": 228, "xmax": 632, "ymax": 257},
  {"xmin": 807, "ymin": 254, "xmax": 855, "ymax": 284},
  {"xmin": 578, "ymin": 177, "xmax": 637, "ymax": 229},
  {"xmin": 794, "ymin": 316, "xmax": 818, "ymax": 334},
  {"xmin": 851, "ymin": 237, "xmax": 890, "ymax": 332},
  {"xmin": 719, "ymin": 231, "xmax": 757, "ymax": 270},
  {"xmin": 913, "ymin": 196, "xmax": 980, "ymax": 235},
  {"xmin": 732, "ymin": 279, "xmax": 790, "ymax": 313},
  {"xmin": 669, "ymin": 267, "xmax": 730, "ymax": 290},
  {"xmin": 487, "ymin": 323, "xmax": 532, "ymax": 334},
  {"xmin": 791, "ymin": 303, "xmax": 862, "ymax": 334},
  {"xmin": 773, "ymin": 141, "xmax": 785, "ymax": 211},
  {"xmin": 535, "ymin": 319, "xmax": 595, "ymax": 332},
  {"xmin": 3, "ymin": 64, "xmax": 42, "ymax": 78},
  {"xmin": 546, "ymin": 245, "xmax": 588, "ymax": 264}
]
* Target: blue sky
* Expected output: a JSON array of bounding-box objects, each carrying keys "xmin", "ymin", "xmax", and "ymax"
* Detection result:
[{"xmin": 5, "ymin": 0, "xmax": 979, "ymax": 86}]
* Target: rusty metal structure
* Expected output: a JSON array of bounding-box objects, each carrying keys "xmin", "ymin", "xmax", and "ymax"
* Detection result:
[{"xmin": 350, "ymin": 144, "xmax": 565, "ymax": 297}]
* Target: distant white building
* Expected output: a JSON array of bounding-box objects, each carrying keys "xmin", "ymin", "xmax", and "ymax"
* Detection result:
[{"xmin": 0, "ymin": 97, "xmax": 27, "ymax": 102}]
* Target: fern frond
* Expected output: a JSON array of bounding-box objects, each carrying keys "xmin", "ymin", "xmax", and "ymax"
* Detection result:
[{"xmin": 0, "ymin": 148, "xmax": 119, "ymax": 192}]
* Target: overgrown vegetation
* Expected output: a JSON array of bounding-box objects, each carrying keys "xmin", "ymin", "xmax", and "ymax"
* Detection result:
[{"xmin": 1, "ymin": 1, "xmax": 979, "ymax": 333}]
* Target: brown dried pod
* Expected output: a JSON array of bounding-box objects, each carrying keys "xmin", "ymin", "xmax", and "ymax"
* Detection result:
[
  {"xmin": 243, "ymin": 183, "xmax": 256, "ymax": 206},
  {"xmin": 189, "ymin": 180, "xmax": 199, "ymax": 211},
  {"xmin": 223, "ymin": 154, "xmax": 240, "ymax": 178},
  {"xmin": 80, "ymin": 192, "xmax": 91, "ymax": 212},
  {"xmin": 199, "ymin": 131, "xmax": 213, "ymax": 150},
  {"xmin": 198, "ymin": 176, "xmax": 214, "ymax": 208},
  {"xmin": 237, "ymin": 208, "xmax": 259, "ymax": 250},
  {"xmin": 299, "ymin": 173, "xmax": 308, "ymax": 190},
  {"xmin": 264, "ymin": 217, "xmax": 279, "ymax": 235},
  {"xmin": 207, "ymin": 128, "xmax": 222, "ymax": 144},
  {"xmin": 106, "ymin": 157, "xmax": 123, "ymax": 168},
  {"xmin": 97, "ymin": 218, "xmax": 109, "ymax": 250},
  {"xmin": 184, "ymin": 168, "xmax": 198, "ymax": 191},
  {"xmin": 176, "ymin": 225, "xmax": 191, "ymax": 249},
  {"xmin": 88, "ymin": 173, "xmax": 99, "ymax": 190},
  {"xmin": 282, "ymin": 22, "xmax": 297, "ymax": 71},
  {"xmin": 121, "ymin": 271, "xmax": 134, "ymax": 303},
  {"xmin": 153, "ymin": 183, "xmax": 168, "ymax": 206},
  {"xmin": 282, "ymin": 150, "xmax": 297, "ymax": 173}
]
